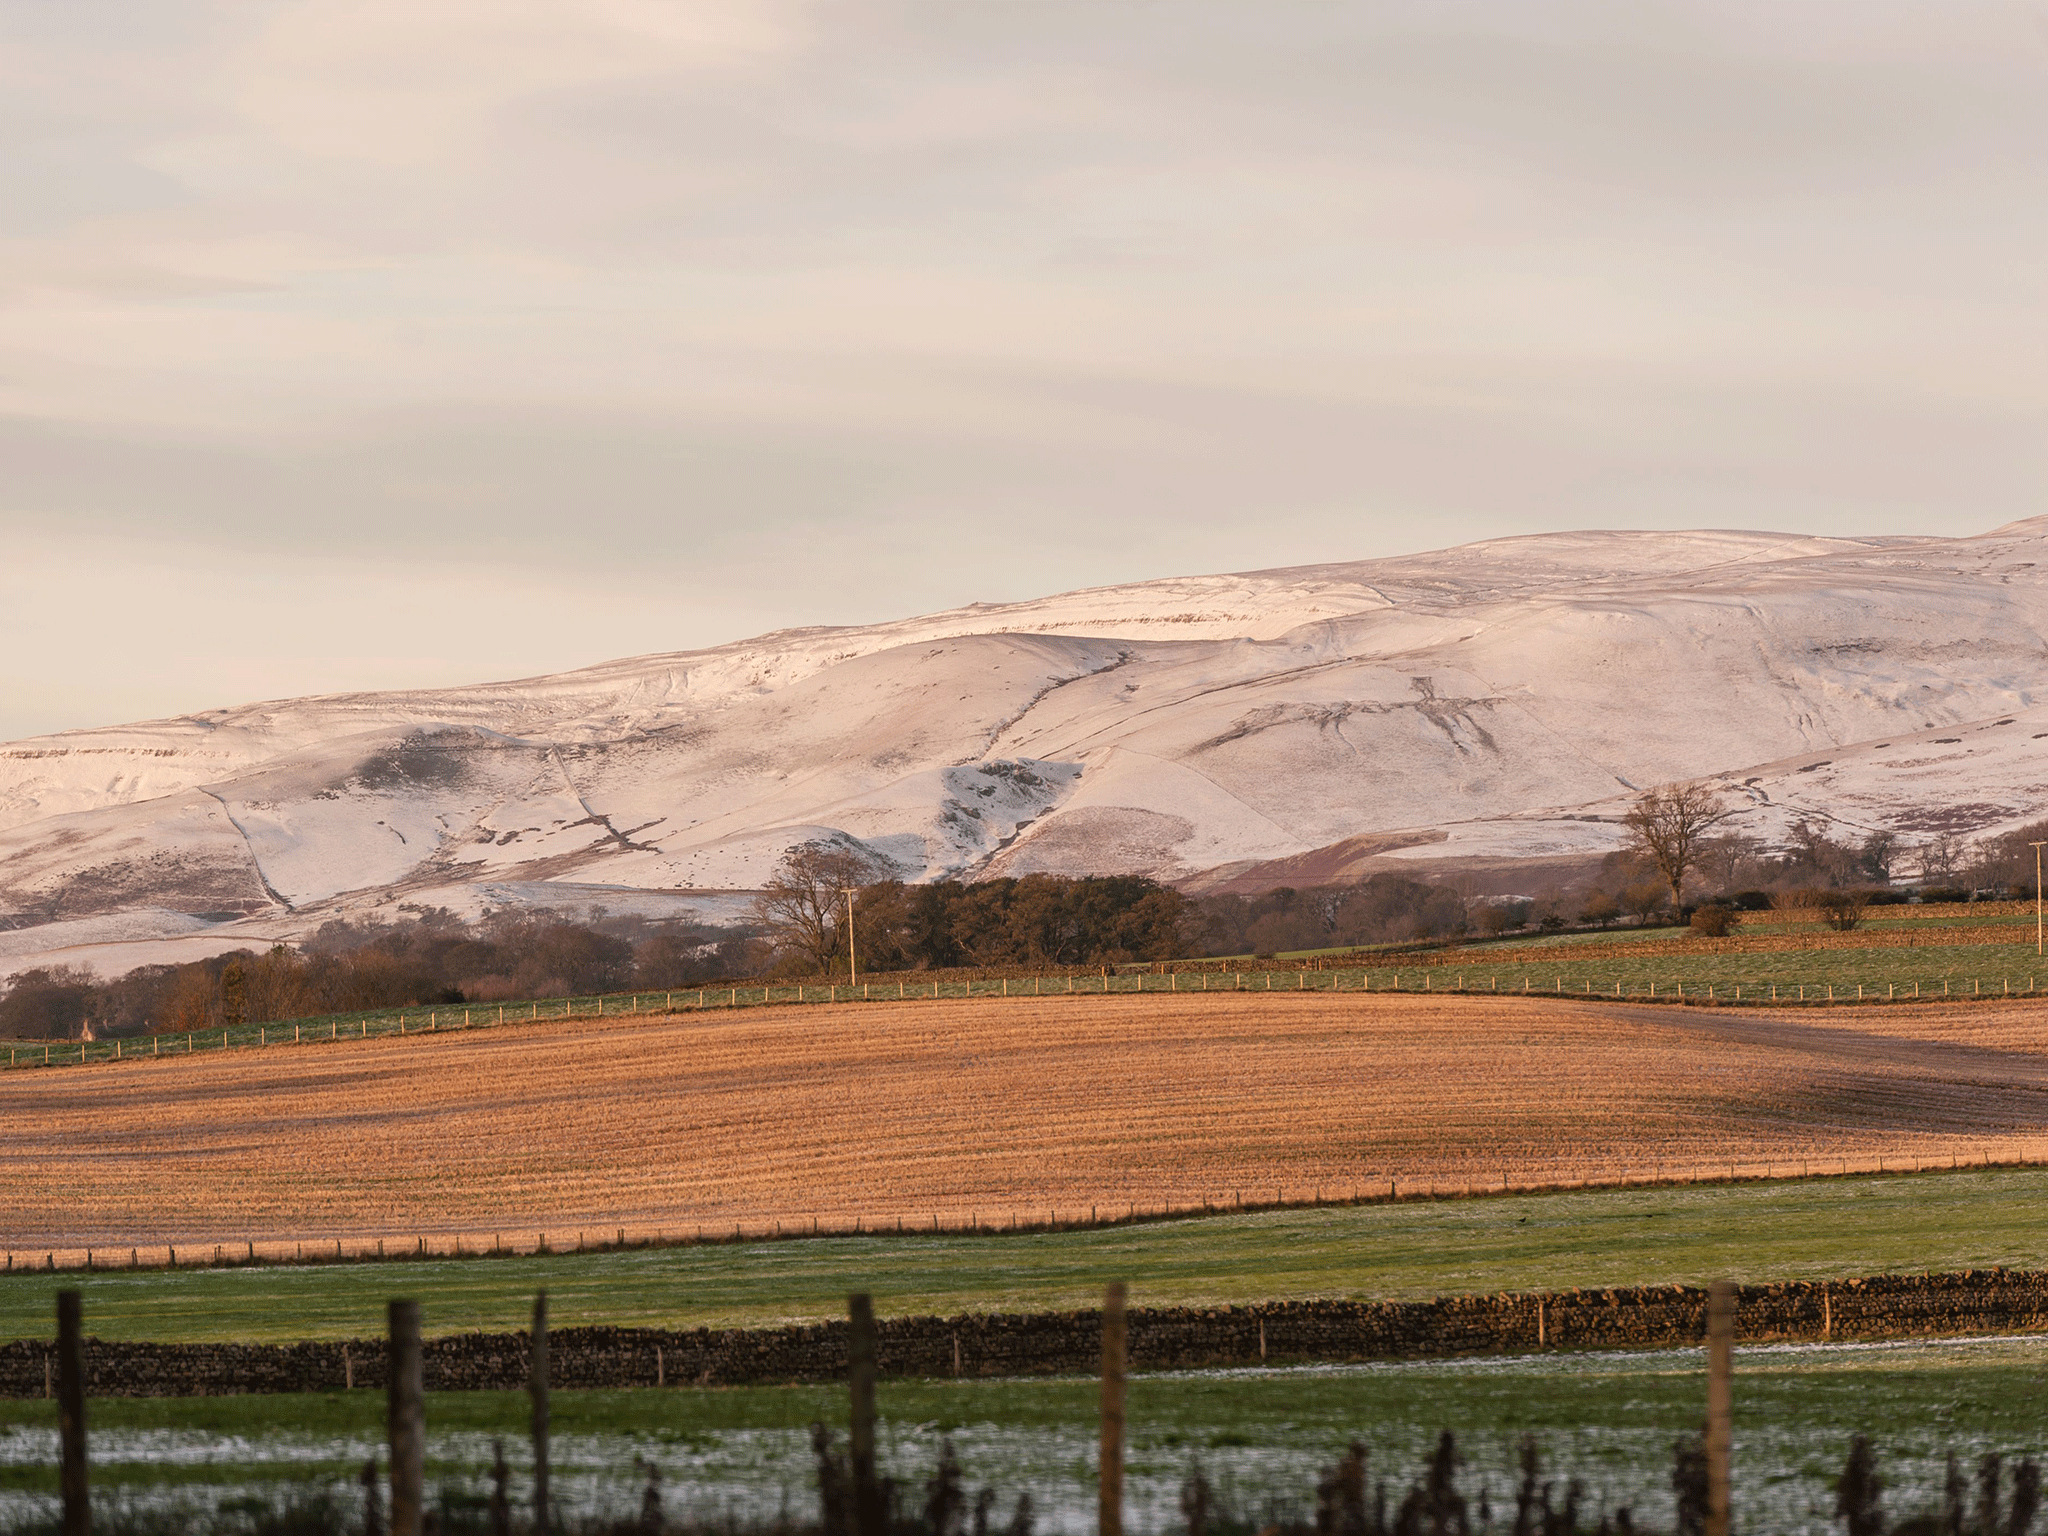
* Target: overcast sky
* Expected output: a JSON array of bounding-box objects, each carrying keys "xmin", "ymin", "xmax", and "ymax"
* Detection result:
[{"xmin": 5, "ymin": 0, "xmax": 2047, "ymax": 739}]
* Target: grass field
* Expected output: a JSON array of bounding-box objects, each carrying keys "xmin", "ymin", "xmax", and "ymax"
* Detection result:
[
  {"xmin": 1388, "ymin": 945, "xmax": 2048, "ymax": 999},
  {"xmin": 10, "ymin": 904, "xmax": 2048, "ymax": 1077},
  {"xmin": 3, "ymin": 1339, "xmax": 2044, "ymax": 1534},
  {"xmin": 6, "ymin": 1167, "xmax": 2048, "ymax": 1345},
  {"xmin": 9, "ymin": 993, "xmax": 2048, "ymax": 1259}
]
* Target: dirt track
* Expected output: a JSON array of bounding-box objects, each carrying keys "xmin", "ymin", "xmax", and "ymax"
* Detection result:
[{"xmin": 7, "ymin": 993, "xmax": 2048, "ymax": 1252}]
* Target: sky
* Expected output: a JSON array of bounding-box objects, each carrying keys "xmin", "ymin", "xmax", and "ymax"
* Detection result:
[{"xmin": 4, "ymin": 0, "xmax": 2047, "ymax": 740}]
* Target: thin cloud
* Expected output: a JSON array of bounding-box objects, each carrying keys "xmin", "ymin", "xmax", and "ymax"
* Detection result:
[{"xmin": 2, "ymin": 0, "xmax": 2045, "ymax": 736}]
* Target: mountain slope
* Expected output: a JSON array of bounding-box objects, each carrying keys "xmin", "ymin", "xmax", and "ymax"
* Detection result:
[{"xmin": 6, "ymin": 518, "xmax": 2048, "ymax": 975}]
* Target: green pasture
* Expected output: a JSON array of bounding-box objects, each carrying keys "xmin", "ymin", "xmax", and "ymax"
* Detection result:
[
  {"xmin": 8, "ymin": 1169, "xmax": 2048, "ymax": 1346},
  {"xmin": 3, "ymin": 1340, "xmax": 2045, "ymax": 1532},
  {"xmin": 1388, "ymin": 940, "xmax": 2048, "ymax": 1000}
]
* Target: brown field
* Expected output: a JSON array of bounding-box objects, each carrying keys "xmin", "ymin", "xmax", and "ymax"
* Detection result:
[{"xmin": 7, "ymin": 993, "xmax": 2048, "ymax": 1256}]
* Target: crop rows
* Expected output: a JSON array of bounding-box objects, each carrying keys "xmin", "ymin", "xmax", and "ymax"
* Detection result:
[
  {"xmin": 6, "ymin": 993, "xmax": 2048, "ymax": 1257},
  {"xmin": 12, "ymin": 954, "xmax": 2048, "ymax": 1072}
]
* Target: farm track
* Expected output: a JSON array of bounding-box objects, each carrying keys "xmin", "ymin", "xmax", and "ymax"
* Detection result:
[{"xmin": 7, "ymin": 993, "xmax": 2048, "ymax": 1254}]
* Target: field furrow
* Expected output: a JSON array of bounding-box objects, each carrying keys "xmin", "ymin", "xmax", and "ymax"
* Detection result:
[{"xmin": 7, "ymin": 994, "xmax": 2048, "ymax": 1254}]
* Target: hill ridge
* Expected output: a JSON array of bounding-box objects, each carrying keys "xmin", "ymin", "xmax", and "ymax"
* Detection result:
[{"xmin": 5, "ymin": 516, "xmax": 2048, "ymax": 975}]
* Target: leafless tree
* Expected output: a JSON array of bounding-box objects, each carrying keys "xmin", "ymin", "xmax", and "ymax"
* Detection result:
[
  {"xmin": 1621, "ymin": 878, "xmax": 1669, "ymax": 924},
  {"xmin": 1918, "ymin": 832, "xmax": 1965, "ymax": 884},
  {"xmin": 752, "ymin": 840, "xmax": 892, "ymax": 974},
  {"xmin": 1693, "ymin": 832, "xmax": 1762, "ymax": 897},
  {"xmin": 1857, "ymin": 830, "xmax": 1898, "ymax": 884},
  {"xmin": 1579, "ymin": 890, "xmax": 1621, "ymax": 928},
  {"xmin": 1817, "ymin": 889, "xmax": 1868, "ymax": 931},
  {"xmin": 1622, "ymin": 781, "xmax": 1733, "ymax": 909},
  {"xmin": 1783, "ymin": 817, "xmax": 1859, "ymax": 886}
]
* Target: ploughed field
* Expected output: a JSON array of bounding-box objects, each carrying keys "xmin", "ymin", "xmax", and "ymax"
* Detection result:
[{"xmin": 7, "ymin": 993, "xmax": 2048, "ymax": 1255}]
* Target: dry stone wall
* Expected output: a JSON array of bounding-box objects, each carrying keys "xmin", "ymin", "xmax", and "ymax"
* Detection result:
[{"xmin": 3, "ymin": 1270, "xmax": 2042, "ymax": 1399}]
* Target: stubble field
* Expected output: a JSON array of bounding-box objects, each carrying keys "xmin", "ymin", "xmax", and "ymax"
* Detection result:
[{"xmin": 7, "ymin": 992, "xmax": 2048, "ymax": 1256}]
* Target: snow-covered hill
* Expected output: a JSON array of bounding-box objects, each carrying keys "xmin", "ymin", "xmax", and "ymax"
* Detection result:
[{"xmin": 8, "ymin": 517, "xmax": 2048, "ymax": 977}]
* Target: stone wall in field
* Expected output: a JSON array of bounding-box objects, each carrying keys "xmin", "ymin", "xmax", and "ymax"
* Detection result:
[{"xmin": 3, "ymin": 1270, "xmax": 2044, "ymax": 1399}]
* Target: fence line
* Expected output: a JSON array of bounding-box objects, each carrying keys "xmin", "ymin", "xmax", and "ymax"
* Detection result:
[
  {"xmin": 7, "ymin": 1140, "xmax": 2045, "ymax": 1277},
  {"xmin": 5, "ymin": 966, "xmax": 2045, "ymax": 1072}
]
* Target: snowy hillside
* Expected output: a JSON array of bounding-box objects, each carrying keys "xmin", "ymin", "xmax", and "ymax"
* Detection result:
[{"xmin": 7, "ymin": 517, "xmax": 2048, "ymax": 977}]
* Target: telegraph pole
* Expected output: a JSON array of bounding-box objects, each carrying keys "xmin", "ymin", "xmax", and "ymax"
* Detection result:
[
  {"xmin": 2032, "ymin": 842, "xmax": 2045, "ymax": 956},
  {"xmin": 843, "ymin": 887, "xmax": 858, "ymax": 984}
]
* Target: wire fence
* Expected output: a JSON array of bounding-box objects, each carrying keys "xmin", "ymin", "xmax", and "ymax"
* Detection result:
[
  {"xmin": 8, "ymin": 1137, "xmax": 2046, "ymax": 1275},
  {"xmin": 7, "ymin": 964, "xmax": 2048, "ymax": 1071}
]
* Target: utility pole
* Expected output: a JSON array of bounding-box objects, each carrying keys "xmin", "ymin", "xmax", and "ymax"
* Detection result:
[
  {"xmin": 2033, "ymin": 843, "xmax": 2046, "ymax": 956},
  {"xmin": 843, "ymin": 887, "xmax": 858, "ymax": 984}
]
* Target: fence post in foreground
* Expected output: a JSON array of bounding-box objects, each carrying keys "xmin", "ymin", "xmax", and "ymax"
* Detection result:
[
  {"xmin": 849, "ymin": 1292, "xmax": 882, "ymax": 1536},
  {"xmin": 388, "ymin": 1299, "xmax": 424, "ymax": 1536},
  {"xmin": 1705, "ymin": 1279, "xmax": 1735, "ymax": 1536},
  {"xmin": 57, "ymin": 1289, "xmax": 88, "ymax": 1536},
  {"xmin": 1100, "ymin": 1281, "xmax": 1127, "ymax": 1536},
  {"xmin": 531, "ymin": 1291, "xmax": 551, "ymax": 1536}
]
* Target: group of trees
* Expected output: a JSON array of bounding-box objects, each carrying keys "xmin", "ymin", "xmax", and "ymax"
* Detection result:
[
  {"xmin": 16, "ymin": 794, "xmax": 2048, "ymax": 1038},
  {"xmin": 752, "ymin": 842, "xmax": 1194, "ymax": 973},
  {"xmin": 750, "ymin": 843, "xmax": 1491, "ymax": 971},
  {"xmin": 0, "ymin": 907, "xmax": 752, "ymax": 1041},
  {"xmin": 1583, "ymin": 780, "xmax": 2048, "ymax": 929},
  {"xmin": 1193, "ymin": 876, "xmax": 1470, "ymax": 956}
]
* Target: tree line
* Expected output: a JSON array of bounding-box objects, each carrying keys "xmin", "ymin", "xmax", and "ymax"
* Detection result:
[
  {"xmin": 1189, "ymin": 874, "xmax": 1470, "ymax": 958},
  {"xmin": 752, "ymin": 842, "xmax": 1196, "ymax": 974},
  {"xmin": 1566, "ymin": 782, "xmax": 2048, "ymax": 935},
  {"xmin": 0, "ymin": 908, "xmax": 751, "ymax": 1041},
  {"xmin": 17, "ymin": 798, "xmax": 2032, "ymax": 1041},
  {"xmin": 6, "ymin": 853, "xmax": 1482, "ymax": 1039}
]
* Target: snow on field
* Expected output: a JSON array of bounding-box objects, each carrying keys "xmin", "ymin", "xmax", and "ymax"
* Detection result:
[
  {"xmin": 1, "ymin": 1342, "xmax": 2038, "ymax": 1536},
  {"xmin": 8, "ymin": 517, "xmax": 2048, "ymax": 977}
]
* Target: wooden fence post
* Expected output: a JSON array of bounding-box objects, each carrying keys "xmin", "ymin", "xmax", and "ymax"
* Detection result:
[
  {"xmin": 57, "ymin": 1290, "xmax": 88, "ymax": 1536},
  {"xmin": 1100, "ymin": 1281, "xmax": 1127, "ymax": 1536},
  {"xmin": 1705, "ymin": 1279, "xmax": 1735, "ymax": 1536},
  {"xmin": 388, "ymin": 1299, "xmax": 424, "ymax": 1536},
  {"xmin": 849, "ymin": 1293, "xmax": 883, "ymax": 1536},
  {"xmin": 532, "ymin": 1292, "xmax": 551, "ymax": 1536}
]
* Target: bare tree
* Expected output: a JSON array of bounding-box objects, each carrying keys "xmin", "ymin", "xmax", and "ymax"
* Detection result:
[
  {"xmin": 1918, "ymin": 832, "xmax": 1965, "ymax": 884},
  {"xmin": 1857, "ymin": 830, "xmax": 1898, "ymax": 885},
  {"xmin": 1622, "ymin": 781, "xmax": 1733, "ymax": 909},
  {"xmin": 1579, "ymin": 890, "xmax": 1621, "ymax": 928},
  {"xmin": 752, "ymin": 840, "xmax": 891, "ymax": 975},
  {"xmin": 1621, "ymin": 878, "xmax": 1669, "ymax": 924},
  {"xmin": 1693, "ymin": 833, "xmax": 1761, "ymax": 897},
  {"xmin": 1782, "ymin": 817, "xmax": 1859, "ymax": 886},
  {"xmin": 1817, "ymin": 889, "xmax": 1868, "ymax": 931}
]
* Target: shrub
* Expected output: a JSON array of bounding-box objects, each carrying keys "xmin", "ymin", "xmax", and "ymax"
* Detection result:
[
  {"xmin": 1690, "ymin": 904, "xmax": 1741, "ymax": 938},
  {"xmin": 1809, "ymin": 890, "xmax": 1869, "ymax": 931}
]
